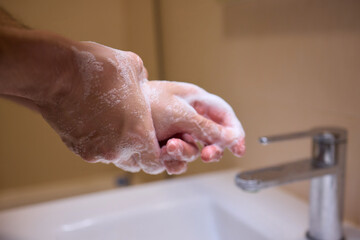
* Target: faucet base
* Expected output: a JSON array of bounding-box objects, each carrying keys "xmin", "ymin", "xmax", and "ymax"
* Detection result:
[{"xmin": 306, "ymin": 231, "xmax": 345, "ymax": 240}]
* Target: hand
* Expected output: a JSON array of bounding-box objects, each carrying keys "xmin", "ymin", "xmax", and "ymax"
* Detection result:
[
  {"xmin": 37, "ymin": 41, "xmax": 245, "ymax": 175},
  {"xmin": 38, "ymin": 41, "xmax": 164, "ymax": 174},
  {"xmin": 0, "ymin": 23, "xmax": 244, "ymax": 174},
  {"xmin": 143, "ymin": 81, "xmax": 245, "ymax": 174}
]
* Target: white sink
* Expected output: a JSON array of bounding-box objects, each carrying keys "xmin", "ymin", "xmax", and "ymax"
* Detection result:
[{"xmin": 0, "ymin": 170, "xmax": 359, "ymax": 240}]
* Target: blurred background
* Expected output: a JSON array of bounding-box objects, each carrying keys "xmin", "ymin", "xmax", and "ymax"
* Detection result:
[{"xmin": 0, "ymin": 0, "xmax": 359, "ymax": 225}]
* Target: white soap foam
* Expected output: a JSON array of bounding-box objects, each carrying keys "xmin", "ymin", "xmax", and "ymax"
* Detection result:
[
  {"xmin": 71, "ymin": 46, "xmax": 103, "ymax": 99},
  {"xmin": 65, "ymin": 43, "xmax": 244, "ymax": 175}
]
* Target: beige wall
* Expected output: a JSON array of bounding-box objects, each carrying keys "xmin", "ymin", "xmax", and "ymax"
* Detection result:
[
  {"xmin": 159, "ymin": 0, "xmax": 360, "ymax": 224},
  {"xmin": 0, "ymin": 0, "xmax": 359, "ymax": 225}
]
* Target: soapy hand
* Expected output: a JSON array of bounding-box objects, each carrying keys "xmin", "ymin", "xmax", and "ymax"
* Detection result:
[
  {"xmin": 0, "ymin": 17, "xmax": 245, "ymax": 175},
  {"xmin": 143, "ymin": 81, "xmax": 245, "ymax": 174},
  {"xmin": 39, "ymin": 41, "xmax": 163, "ymax": 174},
  {"xmin": 38, "ymin": 42, "xmax": 245, "ymax": 174}
]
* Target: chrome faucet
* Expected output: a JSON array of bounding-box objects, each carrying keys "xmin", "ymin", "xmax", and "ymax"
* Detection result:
[{"xmin": 236, "ymin": 127, "xmax": 347, "ymax": 240}]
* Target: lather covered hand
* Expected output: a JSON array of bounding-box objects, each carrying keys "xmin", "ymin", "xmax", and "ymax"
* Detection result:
[
  {"xmin": 42, "ymin": 42, "xmax": 245, "ymax": 175},
  {"xmin": 144, "ymin": 80, "xmax": 245, "ymax": 174},
  {"xmin": 0, "ymin": 32, "xmax": 245, "ymax": 174}
]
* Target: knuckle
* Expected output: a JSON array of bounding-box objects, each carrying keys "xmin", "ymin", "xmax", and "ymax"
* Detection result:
[
  {"xmin": 198, "ymin": 117, "xmax": 210, "ymax": 129},
  {"xmin": 127, "ymin": 51, "xmax": 144, "ymax": 69},
  {"xmin": 100, "ymin": 149, "xmax": 118, "ymax": 161}
]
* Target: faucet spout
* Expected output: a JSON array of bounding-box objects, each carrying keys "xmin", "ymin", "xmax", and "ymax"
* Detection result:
[
  {"xmin": 235, "ymin": 158, "xmax": 337, "ymax": 192},
  {"xmin": 235, "ymin": 127, "xmax": 347, "ymax": 240}
]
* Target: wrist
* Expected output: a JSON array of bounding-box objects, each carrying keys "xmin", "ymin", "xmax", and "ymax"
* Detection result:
[{"xmin": 0, "ymin": 27, "xmax": 77, "ymax": 105}]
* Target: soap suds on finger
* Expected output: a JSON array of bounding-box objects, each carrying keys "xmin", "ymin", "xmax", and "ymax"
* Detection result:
[{"xmin": 62, "ymin": 43, "xmax": 245, "ymax": 175}]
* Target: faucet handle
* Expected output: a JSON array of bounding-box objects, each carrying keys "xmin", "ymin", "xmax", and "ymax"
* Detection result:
[{"xmin": 259, "ymin": 127, "xmax": 347, "ymax": 145}]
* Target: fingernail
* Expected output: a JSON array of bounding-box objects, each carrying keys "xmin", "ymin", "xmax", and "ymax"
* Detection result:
[
  {"xmin": 167, "ymin": 141, "xmax": 177, "ymax": 153},
  {"xmin": 209, "ymin": 151, "xmax": 221, "ymax": 162},
  {"xmin": 201, "ymin": 146, "xmax": 222, "ymax": 163}
]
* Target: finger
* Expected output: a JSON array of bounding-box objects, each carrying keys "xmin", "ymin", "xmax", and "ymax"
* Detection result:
[
  {"xmin": 182, "ymin": 112, "xmax": 246, "ymax": 159},
  {"xmin": 165, "ymin": 81, "xmax": 242, "ymax": 132},
  {"xmin": 186, "ymin": 92, "xmax": 245, "ymax": 157},
  {"xmin": 230, "ymin": 138, "xmax": 246, "ymax": 157},
  {"xmin": 192, "ymin": 100, "xmax": 231, "ymax": 126},
  {"xmin": 160, "ymin": 146, "xmax": 188, "ymax": 175},
  {"xmin": 184, "ymin": 87, "xmax": 244, "ymax": 136},
  {"xmin": 157, "ymin": 81, "xmax": 201, "ymax": 97},
  {"xmin": 187, "ymin": 114, "xmax": 234, "ymax": 145},
  {"xmin": 190, "ymin": 94, "xmax": 242, "ymax": 132},
  {"xmin": 166, "ymin": 138, "xmax": 199, "ymax": 162},
  {"xmin": 182, "ymin": 133, "xmax": 196, "ymax": 144},
  {"xmin": 164, "ymin": 160, "xmax": 188, "ymax": 175},
  {"xmin": 159, "ymin": 81, "xmax": 245, "ymax": 157},
  {"xmin": 201, "ymin": 145, "xmax": 223, "ymax": 163}
]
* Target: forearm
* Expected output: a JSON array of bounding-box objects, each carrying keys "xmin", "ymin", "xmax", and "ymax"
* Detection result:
[{"xmin": 0, "ymin": 26, "xmax": 77, "ymax": 105}]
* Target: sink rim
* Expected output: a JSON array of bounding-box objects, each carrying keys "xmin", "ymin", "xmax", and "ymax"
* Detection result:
[{"xmin": 0, "ymin": 169, "xmax": 358, "ymax": 240}]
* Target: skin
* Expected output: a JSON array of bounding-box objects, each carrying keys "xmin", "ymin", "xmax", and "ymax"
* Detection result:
[
  {"xmin": 144, "ymin": 80, "xmax": 245, "ymax": 174},
  {"xmin": 0, "ymin": 10, "xmax": 245, "ymax": 175}
]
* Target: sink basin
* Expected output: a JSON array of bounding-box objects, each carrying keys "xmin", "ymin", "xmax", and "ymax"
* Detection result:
[{"xmin": 0, "ymin": 170, "xmax": 359, "ymax": 240}]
